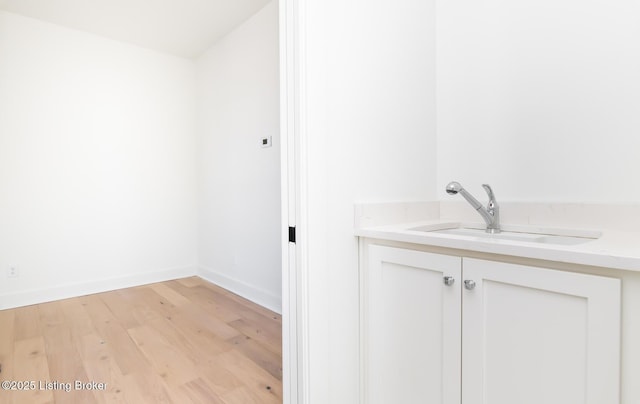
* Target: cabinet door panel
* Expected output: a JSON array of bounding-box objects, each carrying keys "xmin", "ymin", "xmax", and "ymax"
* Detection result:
[
  {"xmin": 365, "ymin": 246, "xmax": 461, "ymax": 404},
  {"xmin": 462, "ymin": 258, "xmax": 620, "ymax": 404}
]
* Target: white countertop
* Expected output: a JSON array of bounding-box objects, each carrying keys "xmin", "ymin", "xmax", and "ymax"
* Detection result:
[{"xmin": 355, "ymin": 220, "xmax": 640, "ymax": 272}]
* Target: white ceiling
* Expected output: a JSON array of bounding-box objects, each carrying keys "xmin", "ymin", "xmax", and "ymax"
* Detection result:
[{"xmin": 0, "ymin": 0, "xmax": 272, "ymax": 58}]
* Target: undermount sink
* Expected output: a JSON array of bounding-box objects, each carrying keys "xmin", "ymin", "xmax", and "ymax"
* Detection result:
[{"xmin": 408, "ymin": 224, "xmax": 600, "ymax": 246}]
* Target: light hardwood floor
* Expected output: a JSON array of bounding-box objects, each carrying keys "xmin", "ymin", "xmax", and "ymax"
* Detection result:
[{"xmin": 0, "ymin": 277, "xmax": 282, "ymax": 404}]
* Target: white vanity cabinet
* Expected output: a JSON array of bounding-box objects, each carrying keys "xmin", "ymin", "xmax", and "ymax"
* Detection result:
[{"xmin": 362, "ymin": 244, "xmax": 621, "ymax": 404}]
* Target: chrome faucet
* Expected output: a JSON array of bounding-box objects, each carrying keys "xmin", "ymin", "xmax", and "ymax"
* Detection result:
[{"xmin": 446, "ymin": 181, "xmax": 500, "ymax": 233}]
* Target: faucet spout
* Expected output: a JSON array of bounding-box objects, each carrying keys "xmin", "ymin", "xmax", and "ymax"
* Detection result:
[{"xmin": 446, "ymin": 181, "xmax": 500, "ymax": 233}]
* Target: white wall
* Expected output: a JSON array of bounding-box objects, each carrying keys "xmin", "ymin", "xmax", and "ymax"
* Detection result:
[
  {"xmin": 436, "ymin": 0, "xmax": 640, "ymax": 202},
  {"xmin": 301, "ymin": 0, "xmax": 438, "ymax": 401},
  {"xmin": 196, "ymin": 2, "xmax": 281, "ymax": 313},
  {"xmin": 0, "ymin": 11, "xmax": 198, "ymax": 309}
]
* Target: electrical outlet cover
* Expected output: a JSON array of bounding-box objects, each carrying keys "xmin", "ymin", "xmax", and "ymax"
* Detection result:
[{"xmin": 7, "ymin": 266, "xmax": 18, "ymax": 278}]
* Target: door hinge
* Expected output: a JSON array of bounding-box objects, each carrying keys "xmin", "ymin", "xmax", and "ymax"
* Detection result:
[{"xmin": 288, "ymin": 226, "xmax": 296, "ymax": 243}]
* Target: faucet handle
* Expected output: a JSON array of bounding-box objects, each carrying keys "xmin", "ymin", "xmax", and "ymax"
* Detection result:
[
  {"xmin": 481, "ymin": 184, "xmax": 496, "ymax": 203},
  {"xmin": 481, "ymin": 184, "xmax": 500, "ymax": 233}
]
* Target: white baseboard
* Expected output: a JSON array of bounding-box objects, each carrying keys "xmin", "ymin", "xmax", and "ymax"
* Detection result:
[
  {"xmin": 0, "ymin": 265, "xmax": 197, "ymax": 310},
  {"xmin": 198, "ymin": 265, "xmax": 282, "ymax": 314}
]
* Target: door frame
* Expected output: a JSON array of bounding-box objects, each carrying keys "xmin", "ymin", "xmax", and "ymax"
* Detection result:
[{"xmin": 280, "ymin": 0, "xmax": 309, "ymax": 402}]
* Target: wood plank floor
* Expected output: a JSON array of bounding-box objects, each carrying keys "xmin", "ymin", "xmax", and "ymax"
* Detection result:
[{"xmin": 0, "ymin": 277, "xmax": 282, "ymax": 404}]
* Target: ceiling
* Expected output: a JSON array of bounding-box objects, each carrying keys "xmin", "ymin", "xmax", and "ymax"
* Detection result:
[{"xmin": 0, "ymin": 0, "xmax": 272, "ymax": 58}]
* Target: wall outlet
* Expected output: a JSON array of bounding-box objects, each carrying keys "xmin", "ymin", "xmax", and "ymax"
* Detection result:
[{"xmin": 7, "ymin": 266, "xmax": 18, "ymax": 278}]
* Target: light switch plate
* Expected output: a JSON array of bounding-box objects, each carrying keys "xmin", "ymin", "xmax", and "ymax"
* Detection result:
[{"xmin": 261, "ymin": 136, "xmax": 272, "ymax": 148}]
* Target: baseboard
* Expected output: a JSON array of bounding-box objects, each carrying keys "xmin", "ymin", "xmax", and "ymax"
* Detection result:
[
  {"xmin": 197, "ymin": 265, "xmax": 282, "ymax": 314},
  {"xmin": 0, "ymin": 265, "xmax": 197, "ymax": 310}
]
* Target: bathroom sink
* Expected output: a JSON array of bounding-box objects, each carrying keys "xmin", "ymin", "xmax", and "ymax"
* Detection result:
[{"xmin": 408, "ymin": 225, "xmax": 600, "ymax": 246}]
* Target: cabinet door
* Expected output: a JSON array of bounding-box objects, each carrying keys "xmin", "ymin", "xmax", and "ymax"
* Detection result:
[
  {"xmin": 364, "ymin": 245, "xmax": 462, "ymax": 404},
  {"xmin": 462, "ymin": 258, "xmax": 620, "ymax": 404}
]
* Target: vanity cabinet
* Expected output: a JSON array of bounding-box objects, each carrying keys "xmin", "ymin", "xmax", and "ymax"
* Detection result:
[{"xmin": 362, "ymin": 244, "xmax": 621, "ymax": 404}]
